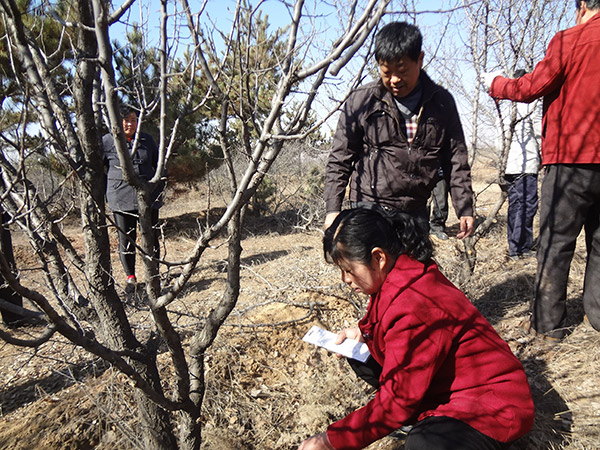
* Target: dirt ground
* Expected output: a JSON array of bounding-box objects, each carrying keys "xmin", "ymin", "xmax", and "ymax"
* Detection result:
[{"xmin": 0, "ymin": 162, "xmax": 599, "ymax": 449}]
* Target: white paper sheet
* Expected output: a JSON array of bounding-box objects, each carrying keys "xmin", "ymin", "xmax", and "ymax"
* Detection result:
[{"xmin": 302, "ymin": 325, "xmax": 371, "ymax": 362}]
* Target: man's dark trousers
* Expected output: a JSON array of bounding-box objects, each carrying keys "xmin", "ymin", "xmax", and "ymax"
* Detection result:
[{"xmin": 534, "ymin": 164, "xmax": 600, "ymax": 338}]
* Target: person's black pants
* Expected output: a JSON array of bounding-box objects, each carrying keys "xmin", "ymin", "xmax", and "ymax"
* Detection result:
[
  {"xmin": 534, "ymin": 164, "xmax": 600, "ymax": 337},
  {"xmin": 430, "ymin": 177, "xmax": 449, "ymax": 232},
  {"xmin": 347, "ymin": 358, "xmax": 509, "ymax": 450},
  {"xmin": 113, "ymin": 209, "xmax": 160, "ymax": 278},
  {"xmin": 404, "ymin": 416, "xmax": 509, "ymax": 450}
]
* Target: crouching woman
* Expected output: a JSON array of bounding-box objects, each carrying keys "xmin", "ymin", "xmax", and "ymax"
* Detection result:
[{"xmin": 299, "ymin": 208, "xmax": 534, "ymax": 450}]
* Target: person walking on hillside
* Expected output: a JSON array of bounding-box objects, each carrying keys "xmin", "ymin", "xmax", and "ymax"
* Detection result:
[
  {"xmin": 503, "ymin": 70, "xmax": 542, "ymax": 259},
  {"xmin": 324, "ymin": 21, "xmax": 474, "ymax": 240},
  {"xmin": 103, "ymin": 104, "xmax": 165, "ymax": 289},
  {"xmin": 483, "ymin": 0, "xmax": 600, "ymax": 340}
]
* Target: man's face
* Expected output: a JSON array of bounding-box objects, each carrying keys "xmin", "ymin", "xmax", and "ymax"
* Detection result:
[
  {"xmin": 122, "ymin": 112, "xmax": 138, "ymax": 139},
  {"xmin": 379, "ymin": 52, "xmax": 424, "ymax": 99}
]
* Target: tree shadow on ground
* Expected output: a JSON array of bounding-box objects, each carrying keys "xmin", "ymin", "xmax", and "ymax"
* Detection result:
[
  {"xmin": 161, "ymin": 206, "xmax": 310, "ymax": 241},
  {"xmin": 472, "ymin": 273, "xmax": 587, "ymax": 333},
  {"xmin": 240, "ymin": 249, "xmax": 291, "ymax": 268},
  {"xmin": 511, "ymin": 356, "xmax": 572, "ymax": 450},
  {"xmin": 0, "ymin": 358, "xmax": 109, "ymax": 416},
  {"xmin": 468, "ymin": 274, "xmax": 576, "ymax": 450},
  {"xmin": 471, "ymin": 273, "xmax": 536, "ymax": 326}
]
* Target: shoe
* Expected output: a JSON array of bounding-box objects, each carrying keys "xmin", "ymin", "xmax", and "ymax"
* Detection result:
[
  {"xmin": 583, "ymin": 314, "xmax": 590, "ymax": 326},
  {"xmin": 125, "ymin": 275, "xmax": 137, "ymax": 295},
  {"xmin": 518, "ymin": 318, "xmax": 563, "ymax": 344},
  {"xmin": 388, "ymin": 425, "xmax": 413, "ymax": 439},
  {"xmin": 582, "ymin": 314, "xmax": 599, "ymax": 331},
  {"xmin": 430, "ymin": 230, "xmax": 449, "ymax": 240}
]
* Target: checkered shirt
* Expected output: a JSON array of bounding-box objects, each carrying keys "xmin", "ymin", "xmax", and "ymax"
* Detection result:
[{"xmin": 404, "ymin": 114, "xmax": 418, "ymax": 144}]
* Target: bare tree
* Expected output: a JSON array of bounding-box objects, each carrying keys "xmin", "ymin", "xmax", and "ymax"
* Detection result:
[
  {"xmin": 0, "ymin": 0, "xmax": 393, "ymax": 448},
  {"xmin": 452, "ymin": 0, "xmax": 570, "ymax": 272}
]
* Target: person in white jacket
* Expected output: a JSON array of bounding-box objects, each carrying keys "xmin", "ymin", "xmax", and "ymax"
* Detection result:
[{"xmin": 503, "ymin": 70, "xmax": 542, "ymax": 258}]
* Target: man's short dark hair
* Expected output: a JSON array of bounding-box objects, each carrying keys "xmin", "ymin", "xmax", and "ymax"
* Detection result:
[
  {"xmin": 375, "ymin": 22, "xmax": 422, "ymax": 63},
  {"xmin": 577, "ymin": 0, "xmax": 600, "ymax": 9}
]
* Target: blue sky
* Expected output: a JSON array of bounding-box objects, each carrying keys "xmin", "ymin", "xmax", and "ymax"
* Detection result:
[{"xmin": 109, "ymin": 0, "xmax": 575, "ymax": 142}]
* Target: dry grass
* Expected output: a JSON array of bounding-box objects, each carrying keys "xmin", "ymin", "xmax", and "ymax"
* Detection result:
[{"xmin": 1, "ymin": 162, "xmax": 599, "ymax": 449}]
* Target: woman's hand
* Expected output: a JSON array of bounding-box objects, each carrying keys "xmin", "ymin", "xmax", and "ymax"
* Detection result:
[
  {"xmin": 298, "ymin": 432, "xmax": 334, "ymax": 450},
  {"xmin": 335, "ymin": 327, "xmax": 364, "ymax": 344}
]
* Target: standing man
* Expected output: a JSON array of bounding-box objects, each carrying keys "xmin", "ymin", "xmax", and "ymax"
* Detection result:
[
  {"xmin": 103, "ymin": 104, "xmax": 165, "ymax": 288},
  {"xmin": 484, "ymin": 0, "xmax": 600, "ymax": 340},
  {"xmin": 324, "ymin": 21, "xmax": 474, "ymax": 239},
  {"xmin": 503, "ymin": 70, "xmax": 542, "ymax": 259}
]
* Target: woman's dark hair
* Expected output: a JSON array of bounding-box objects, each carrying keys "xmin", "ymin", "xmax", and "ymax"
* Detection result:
[
  {"xmin": 374, "ymin": 21, "xmax": 422, "ymax": 63},
  {"xmin": 323, "ymin": 208, "xmax": 433, "ymax": 266}
]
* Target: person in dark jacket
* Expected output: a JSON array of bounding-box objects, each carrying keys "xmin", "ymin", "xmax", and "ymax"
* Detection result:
[
  {"xmin": 324, "ymin": 22, "xmax": 474, "ymax": 239},
  {"xmin": 103, "ymin": 104, "xmax": 164, "ymax": 287},
  {"xmin": 299, "ymin": 209, "xmax": 534, "ymax": 450}
]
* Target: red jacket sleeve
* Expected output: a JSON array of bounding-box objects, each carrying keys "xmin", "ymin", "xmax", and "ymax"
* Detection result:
[
  {"xmin": 327, "ymin": 309, "xmax": 453, "ymax": 450},
  {"xmin": 490, "ymin": 32, "xmax": 565, "ymax": 102}
]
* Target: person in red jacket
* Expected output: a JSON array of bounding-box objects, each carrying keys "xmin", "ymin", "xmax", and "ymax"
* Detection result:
[
  {"xmin": 483, "ymin": 0, "xmax": 600, "ymax": 341},
  {"xmin": 299, "ymin": 208, "xmax": 534, "ymax": 450}
]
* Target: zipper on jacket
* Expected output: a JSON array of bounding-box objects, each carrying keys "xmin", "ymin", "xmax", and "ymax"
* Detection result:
[
  {"xmin": 381, "ymin": 97, "xmax": 409, "ymax": 153},
  {"xmin": 410, "ymin": 105, "xmax": 425, "ymax": 153}
]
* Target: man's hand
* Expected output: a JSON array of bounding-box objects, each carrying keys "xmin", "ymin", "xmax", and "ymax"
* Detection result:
[
  {"xmin": 481, "ymin": 71, "xmax": 503, "ymax": 91},
  {"xmin": 298, "ymin": 432, "xmax": 334, "ymax": 450},
  {"xmin": 457, "ymin": 216, "xmax": 474, "ymax": 239},
  {"xmin": 324, "ymin": 212, "xmax": 339, "ymax": 230}
]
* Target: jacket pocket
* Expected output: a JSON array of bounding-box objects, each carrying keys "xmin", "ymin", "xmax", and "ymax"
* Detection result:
[
  {"xmin": 364, "ymin": 110, "xmax": 397, "ymax": 147},
  {"xmin": 414, "ymin": 117, "xmax": 444, "ymax": 152}
]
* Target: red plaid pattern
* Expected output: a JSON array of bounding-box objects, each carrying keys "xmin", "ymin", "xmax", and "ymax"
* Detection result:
[{"xmin": 405, "ymin": 115, "xmax": 418, "ymax": 144}]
